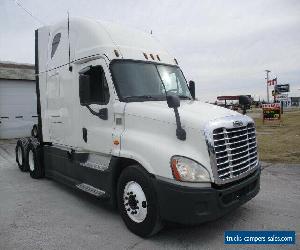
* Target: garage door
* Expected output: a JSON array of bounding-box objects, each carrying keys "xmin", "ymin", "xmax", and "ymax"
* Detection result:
[{"xmin": 0, "ymin": 79, "xmax": 38, "ymax": 139}]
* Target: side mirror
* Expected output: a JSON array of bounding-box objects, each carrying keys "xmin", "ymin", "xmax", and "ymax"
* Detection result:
[
  {"xmin": 239, "ymin": 95, "xmax": 252, "ymax": 106},
  {"xmin": 79, "ymin": 74, "xmax": 90, "ymax": 105},
  {"xmin": 167, "ymin": 95, "xmax": 180, "ymax": 108},
  {"xmin": 188, "ymin": 80, "xmax": 195, "ymax": 100}
]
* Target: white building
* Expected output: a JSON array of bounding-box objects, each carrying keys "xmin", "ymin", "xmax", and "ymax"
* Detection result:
[{"xmin": 0, "ymin": 61, "xmax": 37, "ymax": 139}]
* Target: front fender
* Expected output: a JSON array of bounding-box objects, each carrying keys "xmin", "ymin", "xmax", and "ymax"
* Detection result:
[{"xmin": 119, "ymin": 114, "xmax": 213, "ymax": 180}]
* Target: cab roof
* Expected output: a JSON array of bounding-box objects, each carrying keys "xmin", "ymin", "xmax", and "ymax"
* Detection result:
[{"xmin": 44, "ymin": 17, "xmax": 177, "ymax": 68}]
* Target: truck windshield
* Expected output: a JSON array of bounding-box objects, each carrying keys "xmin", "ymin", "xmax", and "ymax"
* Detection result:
[{"xmin": 111, "ymin": 61, "xmax": 192, "ymax": 102}]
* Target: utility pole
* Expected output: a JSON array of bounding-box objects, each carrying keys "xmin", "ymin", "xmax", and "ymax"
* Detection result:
[{"xmin": 265, "ymin": 70, "xmax": 271, "ymax": 103}]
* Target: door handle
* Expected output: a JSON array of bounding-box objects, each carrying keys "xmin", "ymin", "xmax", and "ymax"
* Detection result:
[{"xmin": 82, "ymin": 128, "xmax": 87, "ymax": 142}]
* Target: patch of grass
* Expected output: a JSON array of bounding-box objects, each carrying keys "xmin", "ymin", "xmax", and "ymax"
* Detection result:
[{"xmin": 253, "ymin": 109, "xmax": 300, "ymax": 163}]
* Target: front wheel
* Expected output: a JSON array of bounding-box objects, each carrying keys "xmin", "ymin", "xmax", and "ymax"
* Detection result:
[{"xmin": 117, "ymin": 165, "xmax": 163, "ymax": 237}]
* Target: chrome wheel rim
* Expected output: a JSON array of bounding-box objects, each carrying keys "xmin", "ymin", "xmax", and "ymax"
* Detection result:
[
  {"xmin": 33, "ymin": 127, "xmax": 37, "ymax": 137},
  {"xmin": 123, "ymin": 181, "xmax": 147, "ymax": 223},
  {"xmin": 28, "ymin": 150, "xmax": 34, "ymax": 171},
  {"xmin": 17, "ymin": 147, "xmax": 23, "ymax": 165}
]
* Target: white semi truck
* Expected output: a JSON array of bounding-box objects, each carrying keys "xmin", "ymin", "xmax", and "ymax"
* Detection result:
[{"xmin": 15, "ymin": 17, "xmax": 260, "ymax": 237}]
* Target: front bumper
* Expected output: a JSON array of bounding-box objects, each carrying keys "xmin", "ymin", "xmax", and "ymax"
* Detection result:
[{"xmin": 152, "ymin": 167, "xmax": 260, "ymax": 225}]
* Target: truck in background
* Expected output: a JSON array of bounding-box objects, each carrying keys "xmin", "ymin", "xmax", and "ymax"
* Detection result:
[{"xmin": 15, "ymin": 18, "xmax": 260, "ymax": 237}]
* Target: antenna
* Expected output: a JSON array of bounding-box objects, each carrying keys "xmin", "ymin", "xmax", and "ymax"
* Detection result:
[
  {"xmin": 67, "ymin": 11, "xmax": 72, "ymax": 72},
  {"xmin": 14, "ymin": 0, "xmax": 45, "ymax": 26}
]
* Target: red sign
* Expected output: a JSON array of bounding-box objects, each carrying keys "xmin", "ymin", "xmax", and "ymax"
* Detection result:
[
  {"xmin": 262, "ymin": 103, "xmax": 281, "ymax": 123},
  {"xmin": 267, "ymin": 78, "xmax": 277, "ymax": 86},
  {"xmin": 262, "ymin": 103, "xmax": 281, "ymax": 109}
]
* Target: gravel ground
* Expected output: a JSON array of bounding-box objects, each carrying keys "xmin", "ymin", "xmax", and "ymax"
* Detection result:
[{"xmin": 0, "ymin": 139, "xmax": 299, "ymax": 249}]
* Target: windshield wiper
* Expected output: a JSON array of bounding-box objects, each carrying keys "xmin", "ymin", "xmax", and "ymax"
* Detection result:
[
  {"xmin": 123, "ymin": 95, "xmax": 162, "ymax": 101},
  {"xmin": 178, "ymin": 95, "xmax": 192, "ymax": 100}
]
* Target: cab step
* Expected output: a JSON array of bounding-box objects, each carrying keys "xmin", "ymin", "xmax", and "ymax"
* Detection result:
[{"xmin": 76, "ymin": 183, "xmax": 107, "ymax": 198}]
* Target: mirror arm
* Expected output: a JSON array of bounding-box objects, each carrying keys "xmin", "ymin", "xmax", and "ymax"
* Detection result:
[
  {"xmin": 85, "ymin": 105, "xmax": 108, "ymax": 120},
  {"xmin": 166, "ymin": 95, "xmax": 186, "ymax": 141},
  {"xmin": 85, "ymin": 104, "xmax": 98, "ymax": 116},
  {"xmin": 173, "ymin": 107, "xmax": 186, "ymax": 141}
]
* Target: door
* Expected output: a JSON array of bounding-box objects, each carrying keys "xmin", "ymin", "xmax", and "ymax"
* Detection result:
[
  {"xmin": 78, "ymin": 58, "xmax": 113, "ymax": 155},
  {"xmin": 46, "ymin": 71, "xmax": 65, "ymax": 143}
]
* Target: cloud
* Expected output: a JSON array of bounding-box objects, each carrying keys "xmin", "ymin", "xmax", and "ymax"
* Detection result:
[{"xmin": 1, "ymin": 0, "xmax": 299, "ymax": 101}]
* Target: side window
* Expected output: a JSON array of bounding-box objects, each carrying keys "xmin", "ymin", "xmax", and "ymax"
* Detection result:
[
  {"xmin": 51, "ymin": 33, "xmax": 61, "ymax": 58},
  {"xmin": 79, "ymin": 66, "xmax": 110, "ymax": 105},
  {"xmin": 161, "ymin": 71, "xmax": 183, "ymax": 93}
]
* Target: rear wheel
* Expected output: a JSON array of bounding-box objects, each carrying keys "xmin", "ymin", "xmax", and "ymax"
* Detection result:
[
  {"xmin": 117, "ymin": 165, "xmax": 163, "ymax": 237},
  {"xmin": 27, "ymin": 142, "xmax": 44, "ymax": 179},
  {"xmin": 15, "ymin": 139, "xmax": 29, "ymax": 172}
]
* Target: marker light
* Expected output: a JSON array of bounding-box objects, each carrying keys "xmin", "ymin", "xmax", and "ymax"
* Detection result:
[
  {"xmin": 114, "ymin": 50, "xmax": 120, "ymax": 57},
  {"xmin": 143, "ymin": 53, "xmax": 148, "ymax": 60},
  {"xmin": 156, "ymin": 55, "xmax": 161, "ymax": 61},
  {"xmin": 171, "ymin": 156, "xmax": 211, "ymax": 182},
  {"xmin": 113, "ymin": 139, "xmax": 120, "ymax": 145},
  {"xmin": 150, "ymin": 54, "xmax": 155, "ymax": 60},
  {"xmin": 174, "ymin": 58, "xmax": 178, "ymax": 65}
]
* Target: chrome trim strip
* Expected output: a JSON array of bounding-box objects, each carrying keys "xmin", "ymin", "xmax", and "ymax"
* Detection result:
[
  {"xmin": 217, "ymin": 150, "xmax": 257, "ymax": 166},
  {"xmin": 213, "ymin": 127, "xmax": 248, "ymax": 135},
  {"xmin": 216, "ymin": 146, "xmax": 257, "ymax": 159},
  {"xmin": 76, "ymin": 183, "xmax": 106, "ymax": 197},
  {"xmin": 80, "ymin": 161, "xmax": 108, "ymax": 171},
  {"xmin": 79, "ymin": 153, "xmax": 111, "ymax": 172},
  {"xmin": 214, "ymin": 137, "xmax": 249, "ymax": 147},
  {"xmin": 220, "ymin": 161, "xmax": 258, "ymax": 180},
  {"xmin": 155, "ymin": 175, "xmax": 212, "ymax": 188}
]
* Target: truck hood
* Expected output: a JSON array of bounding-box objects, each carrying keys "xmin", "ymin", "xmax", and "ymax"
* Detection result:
[{"xmin": 125, "ymin": 100, "xmax": 244, "ymax": 130}]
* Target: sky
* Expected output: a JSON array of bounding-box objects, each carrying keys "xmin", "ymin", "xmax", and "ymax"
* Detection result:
[{"xmin": 1, "ymin": 0, "xmax": 300, "ymax": 101}]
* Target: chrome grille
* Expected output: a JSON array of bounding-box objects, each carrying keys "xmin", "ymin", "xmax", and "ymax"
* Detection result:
[{"xmin": 212, "ymin": 123, "xmax": 258, "ymax": 181}]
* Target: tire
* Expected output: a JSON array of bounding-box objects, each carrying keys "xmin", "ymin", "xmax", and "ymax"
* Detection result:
[
  {"xmin": 117, "ymin": 165, "xmax": 163, "ymax": 237},
  {"xmin": 27, "ymin": 141, "xmax": 44, "ymax": 179},
  {"xmin": 15, "ymin": 138, "xmax": 29, "ymax": 172},
  {"xmin": 31, "ymin": 124, "xmax": 38, "ymax": 138}
]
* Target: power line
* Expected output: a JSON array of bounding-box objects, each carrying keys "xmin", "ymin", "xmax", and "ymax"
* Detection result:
[{"xmin": 14, "ymin": 0, "xmax": 45, "ymax": 26}]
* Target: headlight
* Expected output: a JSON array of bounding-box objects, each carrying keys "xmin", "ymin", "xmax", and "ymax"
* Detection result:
[{"xmin": 170, "ymin": 156, "xmax": 211, "ymax": 182}]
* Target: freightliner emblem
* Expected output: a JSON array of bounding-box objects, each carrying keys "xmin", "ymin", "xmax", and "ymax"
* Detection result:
[{"xmin": 233, "ymin": 120, "xmax": 243, "ymax": 127}]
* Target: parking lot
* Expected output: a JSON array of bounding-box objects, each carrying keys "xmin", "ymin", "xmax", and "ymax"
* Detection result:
[{"xmin": 0, "ymin": 139, "xmax": 299, "ymax": 249}]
